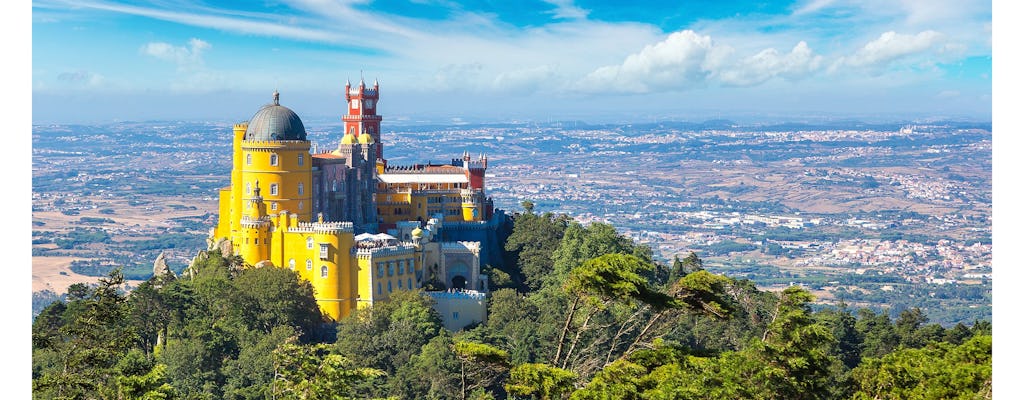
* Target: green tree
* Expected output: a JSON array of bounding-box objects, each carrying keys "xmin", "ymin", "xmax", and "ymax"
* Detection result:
[
  {"xmin": 271, "ymin": 342, "xmax": 385, "ymax": 400},
  {"xmin": 857, "ymin": 308, "xmax": 900, "ymax": 359},
  {"xmin": 33, "ymin": 268, "xmax": 138, "ymax": 399},
  {"xmin": 504, "ymin": 211, "xmax": 571, "ymax": 290},
  {"xmin": 233, "ymin": 266, "xmax": 325, "ymax": 340},
  {"xmin": 453, "ymin": 341, "xmax": 510, "ymax": 400},
  {"xmin": 505, "ymin": 363, "xmax": 576, "ymax": 400},
  {"xmin": 390, "ymin": 332, "xmax": 462, "ymax": 400},
  {"xmin": 553, "ymin": 254, "xmax": 673, "ymax": 371},
  {"xmin": 335, "ymin": 290, "xmax": 444, "ymax": 375},
  {"xmin": 852, "ymin": 334, "xmax": 991, "ymax": 399},
  {"xmin": 486, "ymin": 288, "xmax": 543, "ymax": 364}
]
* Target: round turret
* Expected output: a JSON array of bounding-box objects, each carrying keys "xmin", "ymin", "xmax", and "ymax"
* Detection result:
[
  {"xmin": 358, "ymin": 132, "xmax": 375, "ymax": 144},
  {"xmin": 245, "ymin": 91, "xmax": 307, "ymax": 141},
  {"xmin": 340, "ymin": 133, "xmax": 357, "ymax": 144}
]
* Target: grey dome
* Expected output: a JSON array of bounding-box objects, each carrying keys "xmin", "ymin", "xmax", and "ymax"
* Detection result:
[{"xmin": 245, "ymin": 91, "xmax": 307, "ymax": 141}]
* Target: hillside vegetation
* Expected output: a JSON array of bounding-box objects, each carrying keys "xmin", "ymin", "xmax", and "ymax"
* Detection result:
[{"xmin": 32, "ymin": 208, "xmax": 991, "ymax": 399}]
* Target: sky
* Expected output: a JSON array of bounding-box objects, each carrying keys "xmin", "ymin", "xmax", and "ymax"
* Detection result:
[{"xmin": 30, "ymin": 0, "xmax": 993, "ymax": 124}]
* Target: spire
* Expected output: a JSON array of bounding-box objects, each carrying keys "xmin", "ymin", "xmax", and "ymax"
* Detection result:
[
  {"xmin": 253, "ymin": 180, "xmax": 262, "ymax": 197},
  {"xmin": 273, "ymin": 90, "xmax": 279, "ymax": 106}
]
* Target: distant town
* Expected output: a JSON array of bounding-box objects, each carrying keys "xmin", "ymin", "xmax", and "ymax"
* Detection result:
[{"xmin": 32, "ymin": 119, "xmax": 991, "ymax": 325}]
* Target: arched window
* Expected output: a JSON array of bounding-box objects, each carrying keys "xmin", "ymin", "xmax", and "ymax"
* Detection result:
[
  {"xmin": 307, "ymin": 237, "xmax": 314, "ymax": 249},
  {"xmin": 321, "ymin": 266, "xmax": 328, "ymax": 278},
  {"xmin": 298, "ymin": 153, "xmax": 304, "ymax": 166},
  {"xmin": 306, "ymin": 259, "xmax": 312, "ymax": 271},
  {"xmin": 332, "ymin": 180, "xmax": 337, "ymax": 192},
  {"xmin": 246, "ymin": 153, "xmax": 252, "ymax": 165},
  {"xmin": 298, "ymin": 183, "xmax": 304, "ymax": 195},
  {"xmin": 246, "ymin": 182, "xmax": 251, "ymax": 194},
  {"xmin": 298, "ymin": 201, "xmax": 303, "ymax": 210},
  {"xmin": 289, "ymin": 259, "xmax": 295, "ymax": 270}
]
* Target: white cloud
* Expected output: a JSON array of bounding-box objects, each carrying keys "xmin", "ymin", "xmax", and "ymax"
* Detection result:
[
  {"xmin": 575, "ymin": 31, "xmax": 825, "ymax": 93},
  {"xmin": 542, "ymin": 0, "xmax": 589, "ymax": 20},
  {"xmin": 56, "ymin": 70, "xmax": 105, "ymax": 87},
  {"xmin": 491, "ymin": 65, "xmax": 559, "ymax": 93},
  {"xmin": 792, "ymin": 0, "xmax": 837, "ymax": 16},
  {"xmin": 141, "ymin": 38, "xmax": 211, "ymax": 71},
  {"xmin": 835, "ymin": 30, "xmax": 945, "ymax": 71},
  {"xmin": 718, "ymin": 41, "xmax": 823, "ymax": 87},
  {"xmin": 574, "ymin": 30, "xmax": 726, "ymax": 93}
]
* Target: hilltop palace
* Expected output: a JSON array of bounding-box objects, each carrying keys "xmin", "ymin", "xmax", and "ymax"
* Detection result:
[{"xmin": 208, "ymin": 80, "xmax": 505, "ymax": 330}]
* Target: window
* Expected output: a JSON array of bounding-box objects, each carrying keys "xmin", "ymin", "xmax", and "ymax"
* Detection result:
[
  {"xmin": 377, "ymin": 282, "xmax": 382, "ymax": 295},
  {"xmin": 319, "ymin": 243, "xmax": 329, "ymax": 259},
  {"xmin": 321, "ymin": 266, "xmax": 328, "ymax": 278},
  {"xmin": 298, "ymin": 183, "xmax": 304, "ymax": 195},
  {"xmin": 398, "ymin": 261, "xmax": 404, "ymax": 275},
  {"xmin": 246, "ymin": 153, "xmax": 252, "ymax": 165},
  {"xmin": 388, "ymin": 262, "xmax": 394, "ymax": 276},
  {"xmin": 270, "ymin": 184, "xmax": 278, "ymax": 196},
  {"xmin": 387, "ymin": 281, "xmax": 392, "ymax": 293},
  {"xmin": 289, "ymin": 259, "xmax": 295, "ymax": 270},
  {"xmin": 408, "ymin": 278, "xmax": 413, "ymax": 289},
  {"xmin": 398, "ymin": 279, "xmax": 402, "ymax": 289},
  {"xmin": 298, "ymin": 201, "xmax": 303, "ymax": 210},
  {"xmin": 298, "ymin": 154, "xmax": 304, "ymax": 166},
  {"xmin": 377, "ymin": 264, "xmax": 384, "ymax": 278},
  {"xmin": 452, "ymin": 312, "xmax": 459, "ymax": 321},
  {"xmin": 270, "ymin": 202, "xmax": 277, "ymax": 210},
  {"xmin": 270, "ymin": 154, "xmax": 278, "ymax": 166},
  {"xmin": 306, "ymin": 237, "xmax": 314, "ymax": 249},
  {"xmin": 332, "ymin": 180, "xmax": 338, "ymax": 192},
  {"xmin": 306, "ymin": 259, "xmax": 312, "ymax": 271},
  {"xmin": 246, "ymin": 182, "xmax": 251, "ymax": 194}
]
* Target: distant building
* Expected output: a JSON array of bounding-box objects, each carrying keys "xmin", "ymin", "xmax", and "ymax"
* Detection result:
[{"xmin": 209, "ymin": 81, "xmax": 498, "ymax": 327}]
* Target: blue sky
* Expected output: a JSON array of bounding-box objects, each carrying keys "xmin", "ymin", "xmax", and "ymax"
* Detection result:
[{"xmin": 30, "ymin": 0, "xmax": 993, "ymax": 124}]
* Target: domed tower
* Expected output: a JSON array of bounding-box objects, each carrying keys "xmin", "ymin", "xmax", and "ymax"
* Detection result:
[{"xmin": 239, "ymin": 91, "xmax": 313, "ymax": 223}]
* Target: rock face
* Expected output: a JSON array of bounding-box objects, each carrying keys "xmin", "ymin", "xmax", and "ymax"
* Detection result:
[
  {"xmin": 254, "ymin": 260, "xmax": 275, "ymax": 269},
  {"xmin": 153, "ymin": 251, "xmax": 170, "ymax": 277},
  {"xmin": 218, "ymin": 239, "xmax": 233, "ymax": 257}
]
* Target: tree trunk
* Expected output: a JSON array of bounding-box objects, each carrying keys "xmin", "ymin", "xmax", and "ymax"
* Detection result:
[{"xmin": 553, "ymin": 296, "xmax": 581, "ymax": 366}]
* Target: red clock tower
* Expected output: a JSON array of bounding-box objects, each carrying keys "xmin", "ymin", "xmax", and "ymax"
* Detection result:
[{"xmin": 343, "ymin": 78, "xmax": 384, "ymax": 161}]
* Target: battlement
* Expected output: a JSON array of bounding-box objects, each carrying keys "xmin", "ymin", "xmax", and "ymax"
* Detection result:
[
  {"xmin": 425, "ymin": 289, "xmax": 487, "ymax": 300},
  {"xmin": 385, "ymin": 164, "xmax": 465, "ymax": 174},
  {"xmin": 240, "ymin": 216, "xmax": 272, "ymax": 228},
  {"xmin": 241, "ymin": 140, "xmax": 310, "ymax": 150},
  {"xmin": 441, "ymin": 241, "xmax": 481, "ymax": 252},
  {"xmin": 355, "ymin": 243, "xmax": 416, "ymax": 258},
  {"xmin": 288, "ymin": 221, "xmax": 354, "ymax": 234}
]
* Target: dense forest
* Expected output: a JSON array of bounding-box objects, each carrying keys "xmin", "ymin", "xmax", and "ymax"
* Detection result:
[{"xmin": 32, "ymin": 204, "xmax": 991, "ymax": 399}]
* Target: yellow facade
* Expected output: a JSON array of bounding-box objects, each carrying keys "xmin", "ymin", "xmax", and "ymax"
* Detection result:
[
  {"xmin": 376, "ymin": 182, "xmax": 485, "ymax": 224},
  {"xmin": 209, "ymin": 90, "xmax": 485, "ymax": 324},
  {"xmin": 356, "ymin": 245, "xmax": 421, "ymax": 306}
]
